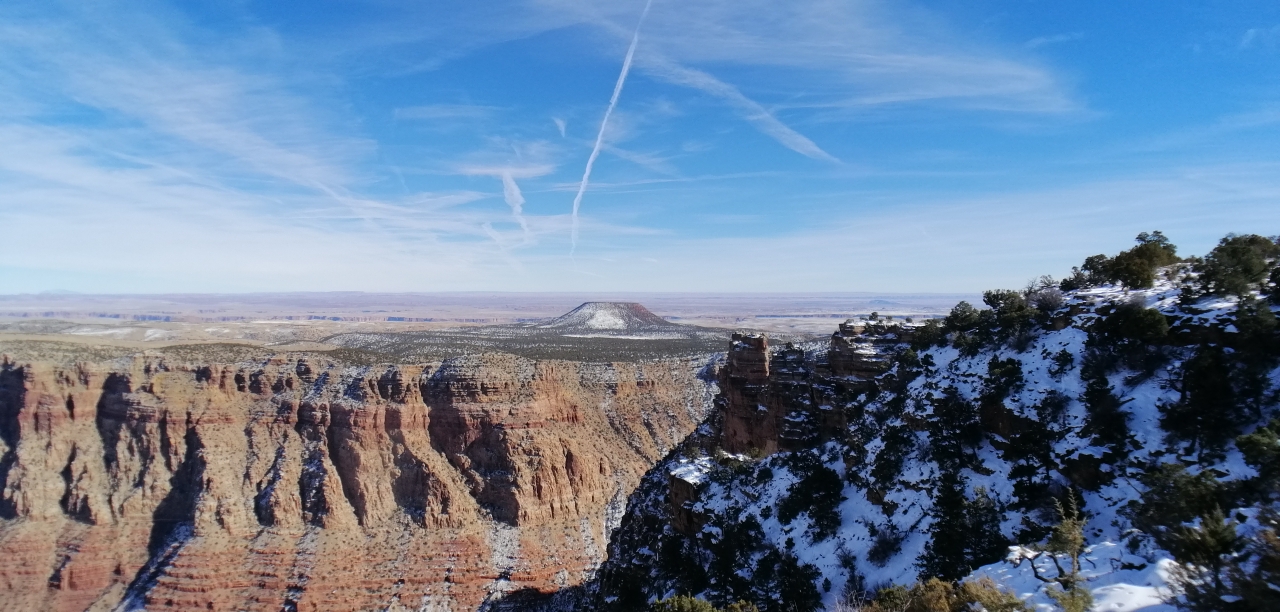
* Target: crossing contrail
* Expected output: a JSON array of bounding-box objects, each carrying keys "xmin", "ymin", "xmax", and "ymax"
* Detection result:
[{"xmin": 570, "ymin": 0, "xmax": 654, "ymax": 254}]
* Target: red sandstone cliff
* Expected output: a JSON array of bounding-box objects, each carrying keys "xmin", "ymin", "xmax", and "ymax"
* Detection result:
[
  {"xmin": 717, "ymin": 323, "xmax": 913, "ymax": 457},
  {"xmin": 0, "ymin": 351, "xmax": 715, "ymax": 611}
]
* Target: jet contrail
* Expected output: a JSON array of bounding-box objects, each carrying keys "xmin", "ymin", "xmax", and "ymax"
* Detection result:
[
  {"xmin": 570, "ymin": 0, "xmax": 654, "ymax": 254},
  {"xmin": 500, "ymin": 170, "xmax": 532, "ymax": 244}
]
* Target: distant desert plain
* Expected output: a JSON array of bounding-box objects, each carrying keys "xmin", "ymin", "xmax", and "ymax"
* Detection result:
[{"xmin": 0, "ymin": 292, "xmax": 976, "ymax": 354}]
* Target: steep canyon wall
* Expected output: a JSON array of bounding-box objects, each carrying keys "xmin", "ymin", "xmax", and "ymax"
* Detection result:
[{"xmin": 0, "ymin": 351, "xmax": 717, "ymax": 611}]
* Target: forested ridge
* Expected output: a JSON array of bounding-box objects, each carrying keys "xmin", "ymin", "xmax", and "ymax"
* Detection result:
[{"xmin": 559, "ymin": 231, "xmax": 1280, "ymax": 612}]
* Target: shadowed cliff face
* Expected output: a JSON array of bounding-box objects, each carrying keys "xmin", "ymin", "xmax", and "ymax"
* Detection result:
[{"xmin": 0, "ymin": 351, "xmax": 717, "ymax": 611}]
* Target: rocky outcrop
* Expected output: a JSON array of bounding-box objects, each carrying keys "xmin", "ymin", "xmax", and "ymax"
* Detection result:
[
  {"xmin": 0, "ymin": 350, "xmax": 716, "ymax": 611},
  {"xmin": 717, "ymin": 323, "xmax": 910, "ymax": 456}
]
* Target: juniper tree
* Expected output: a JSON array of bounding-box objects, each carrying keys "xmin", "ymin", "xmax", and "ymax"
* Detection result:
[{"xmin": 1197, "ymin": 233, "xmax": 1280, "ymax": 297}]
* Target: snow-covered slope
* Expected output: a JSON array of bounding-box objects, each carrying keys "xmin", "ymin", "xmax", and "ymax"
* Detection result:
[{"xmin": 560, "ymin": 267, "xmax": 1280, "ymax": 612}]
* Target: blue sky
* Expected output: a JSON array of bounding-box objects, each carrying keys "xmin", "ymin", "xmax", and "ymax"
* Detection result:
[{"xmin": 1, "ymin": 0, "xmax": 1277, "ymax": 293}]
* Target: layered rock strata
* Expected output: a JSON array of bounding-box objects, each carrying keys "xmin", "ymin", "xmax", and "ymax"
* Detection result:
[
  {"xmin": 717, "ymin": 323, "xmax": 910, "ymax": 457},
  {"xmin": 0, "ymin": 351, "xmax": 716, "ymax": 611}
]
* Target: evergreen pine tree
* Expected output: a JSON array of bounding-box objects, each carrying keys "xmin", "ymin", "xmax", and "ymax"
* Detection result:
[
  {"xmin": 965, "ymin": 486, "xmax": 1010, "ymax": 568},
  {"xmin": 920, "ymin": 476, "xmax": 1009, "ymax": 581},
  {"xmin": 920, "ymin": 470, "xmax": 971, "ymax": 581},
  {"xmin": 1167, "ymin": 507, "xmax": 1243, "ymax": 608},
  {"xmin": 1080, "ymin": 370, "xmax": 1129, "ymax": 454},
  {"xmin": 929, "ymin": 387, "xmax": 981, "ymax": 472},
  {"xmin": 1162, "ymin": 344, "xmax": 1243, "ymax": 456}
]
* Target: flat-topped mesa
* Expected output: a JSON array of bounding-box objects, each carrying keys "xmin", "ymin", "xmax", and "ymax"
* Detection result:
[{"xmin": 538, "ymin": 302, "xmax": 676, "ymax": 333}]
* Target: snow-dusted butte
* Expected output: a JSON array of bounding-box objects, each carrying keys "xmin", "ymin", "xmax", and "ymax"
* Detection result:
[
  {"xmin": 544, "ymin": 233, "xmax": 1280, "ymax": 612},
  {"xmin": 326, "ymin": 301, "xmax": 737, "ymax": 362},
  {"xmin": 532, "ymin": 301, "xmax": 731, "ymax": 341},
  {"xmin": 541, "ymin": 302, "xmax": 674, "ymax": 331}
]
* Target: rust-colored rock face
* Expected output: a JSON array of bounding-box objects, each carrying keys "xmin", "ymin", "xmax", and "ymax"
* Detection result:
[
  {"xmin": 0, "ymin": 352, "xmax": 715, "ymax": 611},
  {"xmin": 718, "ymin": 334, "xmax": 778, "ymax": 456},
  {"xmin": 717, "ymin": 323, "xmax": 913, "ymax": 457}
]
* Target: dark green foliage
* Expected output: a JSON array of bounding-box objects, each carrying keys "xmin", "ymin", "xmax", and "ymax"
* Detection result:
[
  {"xmin": 705, "ymin": 514, "xmax": 768, "ymax": 600},
  {"xmin": 1061, "ymin": 232, "xmax": 1180, "ymax": 290},
  {"xmin": 983, "ymin": 357, "xmax": 1024, "ymax": 402},
  {"xmin": 1112, "ymin": 231, "xmax": 1182, "ymax": 289},
  {"xmin": 1045, "ymin": 495, "xmax": 1085, "ymax": 561},
  {"xmin": 952, "ymin": 332, "xmax": 984, "ymax": 357},
  {"xmin": 921, "ymin": 472, "xmax": 970, "ymax": 581},
  {"xmin": 754, "ymin": 549, "xmax": 823, "ymax": 612},
  {"xmin": 1160, "ymin": 506, "xmax": 1280, "ymax": 611},
  {"xmin": 872, "ymin": 422, "xmax": 917, "ymax": 484},
  {"xmin": 1007, "ymin": 392, "xmax": 1070, "ymax": 511},
  {"xmin": 1162, "ymin": 344, "xmax": 1245, "ymax": 455},
  {"xmin": 928, "ymin": 387, "xmax": 981, "ymax": 472},
  {"xmin": 1196, "ymin": 234, "xmax": 1280, "ymax": 297},
  {"xmin": 659, "ymin": 533, "xmax": 710, "ymax": 596},
  {"xmin": 1060, "ymin": 254, "xmax": 1112, "ymax": 291},
  {"xmin": 982, "ymin": 289, "xmax": 1025, "ymax": 312},
  {"xmin": 920, "ymin": 474, "xmax": 1009, "ymax": 581},
  {"xmin": 897, "ymin": 348, "xmax": 922, "ymax": 372},
  {"xmin": 1096, "ymin": 302, "xmax": 1169, "ymax": 345},
  {"xmin": 1268, "ymin": 265, "xmax": 1280, "ymax": 303},
  {"xmin": 945, "ymin": 302, "xmax": 980, "ymax": 333},
  {"xmin": 1036, "ymin": 390, "xmax": 1071, "ymax": 427},
  {"xmin": 944, "ymin": 302, "xmax": 984, "ymax": 355},
  {"xmin": 981, "ymin": 290, "xmax": 1039, "ymax": 348},
  {"xmin": 1081, "ymin": 253, "xmax": 1111, "ymax": 279},
  {"xmin": 1234, "ymin": 297, "xmax": 1278, "ymax": 357},
  {"xmin": 1223, "ymin": 509, "xmax": 1280, "ymax": 611},
  {"xmin": 1232, "ymin": 298, "xmax": 1280, "ymax": 420},
  {"xmin": 1167, "ymin": 507, "xmax": 1244, "ymax": 604},
  {"xmin": 756, "ymin": 466, "xmax": 774, "ymax": 484},
  {"xmin": 1091, "ymin": 300, "xmax": 1171, "ymax": 378},
  {"xmin": 1108, "ymin": 253, "xmax": 1157, "ymax": 290},
  {"xmin": 1159, "ymin": 298, "xmax": 1278, "ymax": 455},
  {"xmin": 1237, "ymin": 420, "xmax": 1280, "ymax": 501},
  {"xmin": 777, "ymin": 452, "xmax": 845, "ymax": 540},
  {"xmin": 912, "ymin": 319, "xmax": 946, "ymax": 351},
  {"xmin": 1128, "ymin": 463, "xmax": 1224, "ymax": 548},
  {"xmin": 965, "ymin": 487, "xmax": 1010, "ymax": 569}
]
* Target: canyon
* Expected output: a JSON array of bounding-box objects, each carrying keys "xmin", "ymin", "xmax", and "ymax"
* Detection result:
[{"xmin": 0, "ymin": 306, "xmax": 721, "ymax": 610}]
